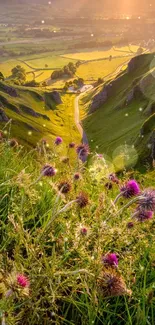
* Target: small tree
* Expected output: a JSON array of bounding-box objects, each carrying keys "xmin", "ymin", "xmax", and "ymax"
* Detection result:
[{"xmin": 11, "ymin": 65, "xmax": 26, "ymax": 81}]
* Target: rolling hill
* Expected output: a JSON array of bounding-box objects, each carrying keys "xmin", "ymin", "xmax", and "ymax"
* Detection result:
[
  {"xmin": 0, "ymin": 82, "xmax": 80, "ymax": 149},
  {"xmin": 0, "ymin": 53, "xmax": 155, "ymax": 170},
  {"xmin": 81, "ymin": 53, "xmax": 155, "ymax": 169}
]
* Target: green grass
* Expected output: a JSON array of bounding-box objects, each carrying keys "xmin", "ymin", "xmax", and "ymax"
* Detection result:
[
  {"xmin": 0, "ymin": 83, "xmax": 80, "ymax": 149},
  {"xmin": 81, "ymin": 53, "xmax": 155, "ymax": 169},
  {"xmin": 23, "ymin": 54, "xmax": 76, "ymax": 69},
  {"xmin": 0, "ymin": 140, "xmax": 154, "ymax": 325}
]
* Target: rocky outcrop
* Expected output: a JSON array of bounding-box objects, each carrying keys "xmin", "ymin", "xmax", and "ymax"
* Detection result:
[
  {"xmin": 139, "ymin": 73, "xmax": 154, "ymax": 93},
  {"xmin": 20, "ymin": 105, "xmax": 50, "ymax": 120},
  {"xmin": 0, "ymin": 95, "xmax": 21, "ymax": 114},
  {"xmin": 89, "ymin": 75, "xmax": 123, "ymax": 113},
  {"xmin": 126, "ymin": 85, "xmax": 145, "ymax": 104},
  {"xmin": 48, "ymin": 91, "xmax": 62, "ymax": 104},
  {"xmin": 89, "ymin": 87, "xmax": 108, "ymax": 113},
  {"xmin": 1, "ymin": 84, "xmax": 18, "ymax": 97},
  {"xmin": 128, "ymin": 55, "xmax": 144, "ymax": 73},
  {"xmin": 0, "ymin": 108, "xmax": 9, "ymax": 122}
]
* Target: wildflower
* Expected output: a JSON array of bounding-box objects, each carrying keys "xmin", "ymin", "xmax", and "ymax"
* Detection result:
[
  {"xmin": 127, "ymin": 222, "xmax": 134, "ymax": 228},
  {"xmin": 121, "ymin": 180, "xmax": 140, "ymax": 198},
  {"xmin": 134, "ymin": 209, "xmax": 153, "ymax": 222},
  {"xmin": 76, "ymin": 144, "xmax": 89, "ymax": 162},
  {"xmin": 102, "ymin": 253, "xmax": 118, "ymax": 267},
  {"xmin": 17, "ymin": 274, "xmax": 29, "ymax": 288},
  {"xmin": 97, "ymin": 269, "xmax": 131, "ymax": 297},
  {"xmin": 69, "ymin": 142, "xmax": 75, "ymax": 148},
  {"xmin": 55, "ymin": 136, "xmax": 63, "ymax": 145},
  {"xmin": 138, "ymin": 189, "xmax": 155, "ymax": 212},
  {"xmin": 74, "ymin": 172, "xmax": 80, "ymax": 180},
  {"xmin": 58, "ymin": 181, "xmax": 71, "ymax": 194},
  {"xmin": 41, "ymin": 164, "xmax": 56, "ymax": 177},
  {"xmin": 114, "ymin": 180, "xmax": 140, "ymax": 204},
  {"xmin": 76, "ymin": 192, "xmax": 89, "ymax": 208},
  {"xmin": 9, "ymin": 138, "xmax": 18, "ymax": 147},
  {"xmin": 80, "ymin": 227, "xmax": 88, "ymax": 235}
]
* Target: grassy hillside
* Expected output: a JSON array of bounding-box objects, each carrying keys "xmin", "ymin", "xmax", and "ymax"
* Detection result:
[
  {"xmin": 77, "ymin": 57, "xmax": 130, "ymax": 82},
  {"xmin": 81, "ymin": 53, "xmax": 155, "ymax": 170},
  {"xmin": 0, "ymin": 137, "xmax": 155, "ymax": 324},
  {"xmin": 0, "ymin": 82, "xmax": 80, "ymax": 150}
]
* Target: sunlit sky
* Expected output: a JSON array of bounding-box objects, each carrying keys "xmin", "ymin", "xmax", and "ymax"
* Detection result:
[{"xmin": 1, "ymin": 0, "xmax": 154, "ymax": 15}]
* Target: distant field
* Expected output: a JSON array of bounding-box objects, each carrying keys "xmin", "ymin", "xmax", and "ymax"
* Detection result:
[
  {"xmin": 77, "ymin": 57, "xmax": 129, "ymax": 81},
  {"xmin": 61, "ymin": 45, "xmax": 140, "ymax": 61},
  {"xmin": 23, "ymin": 54, "xmax": 76, "ymax": 69},
  {"xmin": 0, "ymin": 59, "xmax": 31, "ymax": 77},
  {"xmin": 0, "ymin": 53, "xmax": 77, "ymax": 83}
]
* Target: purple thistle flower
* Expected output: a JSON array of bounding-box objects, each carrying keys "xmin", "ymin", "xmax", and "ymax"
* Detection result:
[
  {"xmin": 135, "ymin": 210, "xmax": 153, "ymax": 222},
  {"xmin": 41, "ymin": 164, "xmax": 56, "ymax": 177},
  {"xmin": 102, "ymin": 253, "xmax": 118, "ymax": 267},
  {"xmin": 76, "ymin": 144, "xmax": 89, "ymax": 162},
  {"xmin": 69, "ymin": 142, "xmax": 75, "ymax": 148},
  {"xmin": 74, "ymin": 173, "xmax": 80, "ymax": 180},
  {"xmin": 76, "ymin": 192, "xmax": 89, "ymax": 208},
  {"xmin": 58, "ymin": 180, "xmax": 71, "ymax": 194},
  {"xmin": 55, "ymin": 137, "xmax": 63, "ymax": 145},
  {"xmin": 17, "ymin": 274, "xmax": 30, "ymax": 288},
  {"xmin": 81, "ymin": 227, "xmax": 87, "ymax": 235},
  {"xmin": 138, "ymin": 189, "xmax": 155, "ymax": 212},
  {"xmin": 127, "ymin": 222, "xmax": 134, "ymax": 228},
  {"xmin": 121, "ymin": 180, "xmax": 140, "ymax": 199},
  {"xmin": 98, "ymin": 269, "xmax": 132, "ymax": 297}
]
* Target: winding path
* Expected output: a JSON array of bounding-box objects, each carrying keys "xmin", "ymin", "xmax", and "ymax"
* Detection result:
[
  {"xmin": 74, "ymin": 85, "xmax": 93, "ymax": 144},
  {"xmin": 74, "ymin": 58, "xmax": 131, "ymax": 145}
]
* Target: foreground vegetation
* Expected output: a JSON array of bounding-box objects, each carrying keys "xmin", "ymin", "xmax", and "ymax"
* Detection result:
[{"xmin": 0, "ymin": 136, "xmax": 154, "ymax": 325}]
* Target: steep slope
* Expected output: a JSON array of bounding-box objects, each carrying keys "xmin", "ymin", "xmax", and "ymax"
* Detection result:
[
  {"xmin": 0, "ymin": 82, "xmax": 80, "ymax": 148},
  {"xmin": 81, "ymin": 53, "xmax": 155, "ymax": 169}
]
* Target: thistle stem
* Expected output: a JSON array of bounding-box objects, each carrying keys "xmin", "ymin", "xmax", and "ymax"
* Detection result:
[
  {"xmin": 39, "ymin": 199, "xmax": 78, "ymax": 240},
  {"xmin": 114, "ymin": 192, "xmax": 123, "ymax": 204},
  {"xmin": 117, "ymin": 196, "xmax": 144, "ymax": 215}
]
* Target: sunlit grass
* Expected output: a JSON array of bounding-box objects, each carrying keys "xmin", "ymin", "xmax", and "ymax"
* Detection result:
[
  {"xmin": 61, "ymin": 46, "xmax": 140, "ymax": 61},
  {"xmin": 0, "ymin": 139, "xmax": 154, "ymax": 325}
]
